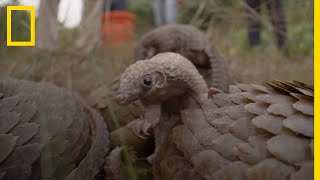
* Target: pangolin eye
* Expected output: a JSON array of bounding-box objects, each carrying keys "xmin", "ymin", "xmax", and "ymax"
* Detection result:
[{"xmin": 143, "ymin": 76, "xmax": 152, "ymax": 87}]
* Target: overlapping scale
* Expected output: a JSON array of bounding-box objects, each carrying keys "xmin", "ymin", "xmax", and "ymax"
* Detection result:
[
  {"xmin": 168, "ymin": 81, "xmax": 313, "ymax": 180},
  {"xmin": 0, "ymin": 78, "xmax": 109, "ymax": 180}
]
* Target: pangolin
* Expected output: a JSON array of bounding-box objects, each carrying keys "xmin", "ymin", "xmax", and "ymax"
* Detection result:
[
  {"xmin": 87, "ymin": 24, "xmax": 230, "ymax": 145},
  {"xmin": 135, "ymin": 24, "xmax": 230, "ymax": 92},
  {"xmin": 0, "ymin": 78, "xmax": 109, "ymax": 180},
  {"xmin": 115, "ymin": 52, "xmax": 314, "ymax": 180}
]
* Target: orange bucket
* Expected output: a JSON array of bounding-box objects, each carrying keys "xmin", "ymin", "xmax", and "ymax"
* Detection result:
[{"xmin": 101, "ymin": 11, "xmax": 136, "ymax": 46}]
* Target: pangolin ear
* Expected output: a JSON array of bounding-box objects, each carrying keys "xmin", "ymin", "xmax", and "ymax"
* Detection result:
[
  {"xmin": 154, "ymin": 71, "xmax": 167, "ymax": 88},
  {"xmin": 147, "ymin": 47, "xmax": 156, "ymax": 58},
  {"xmin": 195, "ymin": 50, "xmax": 210, "ymax": 67}
]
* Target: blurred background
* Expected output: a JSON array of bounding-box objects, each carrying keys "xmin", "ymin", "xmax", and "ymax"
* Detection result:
[
  {"xmin": 0, "ymin": 0, "xmax": 314, "ymax": 96},
  {"xmin": 0, "ymin": 1, "xmax": 314, "ymax": 179}
]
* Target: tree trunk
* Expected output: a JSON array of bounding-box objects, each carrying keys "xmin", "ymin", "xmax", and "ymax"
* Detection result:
[
  {"xmin": 76, "ymin": 0, "xmax": 103, "ymax": 54},
  {"xmin": 36, "ymin": 0, "xmax": 60, "ymax": 51}
]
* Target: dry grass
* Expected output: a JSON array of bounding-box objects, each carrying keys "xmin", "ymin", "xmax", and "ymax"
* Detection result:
[
  {"xmin": 0, "ymin": 45, "xmax": 135, "ymax": 95},
  {"xmin": 0, "ymin": 33, "xmax": 313, "ymax": 98},
  {"xmin": 200, "ymin": 0, "xmax": 314, "ymax": 85},
  {"xmin": 211, "ymin": 26, "xmax": 313, "ymax": 85}
]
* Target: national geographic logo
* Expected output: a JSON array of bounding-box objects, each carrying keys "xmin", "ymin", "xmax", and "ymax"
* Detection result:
[{"xmin": 6, "ymin": 6, "xmax": 35, "ymax": 46}]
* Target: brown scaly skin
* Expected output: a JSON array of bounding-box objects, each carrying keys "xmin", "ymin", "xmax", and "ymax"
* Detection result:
[
  {"xmin": 115, "ymin": 52, "xmax": 209, "ymax": 179},
  {"xmin": 115, "ymin": 52, "xmax": 208, "ymax": 138},
  {"xmin": 116, "ymin": 52, "xmax": 208, "ymax": 105},
  {"xmin": 0, "ymin": 78, "xmax": 109, "ymax": 180},
  {"xmin": 135, "ymin": 24, "xmax": 230, "ymax": 92},
  {"xmin": 116, "ymin": 52, "xmax": 314, "ymax": 180}
]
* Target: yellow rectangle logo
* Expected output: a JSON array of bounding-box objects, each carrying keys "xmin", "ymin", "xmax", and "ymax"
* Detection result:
[{"xmin": 7, "ymin": 6, "xmax": 35, "ymax": 46}]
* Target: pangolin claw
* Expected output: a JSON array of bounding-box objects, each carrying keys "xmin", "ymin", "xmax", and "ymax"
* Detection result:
[
  {"xmin": 147, "ymin": 153, "xmax": 155, "ymax": 164},
  {"xmin": 130, "ymin": 120, "xmax": 153, "ymax": 139},
  {"xmin": 208, "ymin": 87, "xmax": 224, "ymax": 98}
]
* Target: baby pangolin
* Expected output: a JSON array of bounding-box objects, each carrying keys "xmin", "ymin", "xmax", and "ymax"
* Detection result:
[
  {"xmin": 115, "ymin": 52, "xmax": 210, "ymax": 138},
  {"xmin": 115, "ymin": 52, "xmax": 211, "ymax": 178}
]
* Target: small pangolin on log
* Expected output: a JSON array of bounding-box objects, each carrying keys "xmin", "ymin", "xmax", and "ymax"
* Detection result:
[
  {"xmin": 0, "ymin": 78, "xmax": 109, "ymax": 180},
  {"xmin": 135, "ymin": 24, "xmax": 230, "ymax": 92},
  {"xmin": 115, "ymin": 52, "xmax": 314, "ymax": 180}
]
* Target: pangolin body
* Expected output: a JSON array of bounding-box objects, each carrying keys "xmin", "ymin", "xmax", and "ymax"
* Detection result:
[
  {"xmin": 0, "ymin": 78, "xmax": 109, "ymax": 180},
  {"xmin": 116, "ymin": 53, "xmax": 314, "ymax": 180},
  {"xmin": 135, "ymin": 24, "xmax": 230, "ymax": 92},
  {"xmin": 172, "ymin": 80, "xmax": 314, "ymax": 180}
]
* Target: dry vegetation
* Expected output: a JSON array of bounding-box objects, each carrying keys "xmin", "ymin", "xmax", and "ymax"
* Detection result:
[
  {"xmin": 0, "ymin": 0, "xmax": 313, "ymax": 94},
  {"xmin": 214, "ymin": 25, "xmax": 314, "ymax": 84}
]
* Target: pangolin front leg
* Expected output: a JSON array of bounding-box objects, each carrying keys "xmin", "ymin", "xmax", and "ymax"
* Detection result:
[{"xmin": 129, "ymin": 104, "xmax": 161, "ymax": 139}]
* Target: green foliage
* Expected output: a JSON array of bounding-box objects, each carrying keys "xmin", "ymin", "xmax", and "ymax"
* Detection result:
[
  {"xmin": 289, "ymin": 22, "xmax": 313, "ymax": 55},
  {"xmin": 179, "ymin": 0, "xmax": 199, "ymax": 24},
  {"xmin": 128, "ymin": 0, "xmax": 155, "ymax": 32},
  {"xmin": 285, "ymin": 0, "xmax": 314, "ymax": 55},
  {"xmin": 179, "ymin": 0, "xmax": 237, "ymax": 25}
]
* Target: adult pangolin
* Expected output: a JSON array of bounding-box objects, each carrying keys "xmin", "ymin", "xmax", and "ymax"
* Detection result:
[
  {"xmin": 115, "ymin": 52, "xmax": 313, "ymax": 180},
  {"xmin": 135, "ymin": 24, "xmax": 230, "ymax": 92},
  {"xmin": 0, "ymin": 78, "xmax": 109, "ymax": 180}
]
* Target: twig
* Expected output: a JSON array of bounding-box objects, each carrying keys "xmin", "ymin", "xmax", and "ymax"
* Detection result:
[
  {"xmin": 190, "ymin": 0, "xmax": 209, "ymax": 26},
  {"xmin": 206, "ymin": 17, "xmax": 215, "ymax": 40},
  {"xmin": 7, "ymin": 62, "xmax": 17, "ymax": 76}
]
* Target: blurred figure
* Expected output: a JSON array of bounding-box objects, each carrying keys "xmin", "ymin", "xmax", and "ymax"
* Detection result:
[
  {"xmin": 101, "ymin": 0, "xmax": 136, "ymax": 46},
  {"xmin": 103, "ymin": 0, "xmax": 127, "ymax": 12},
  {"xmin": 246, "ymin": 0, "xmax": 288, "ymax": 50},
  {"xmin": 153, "ymin": 0, "xmax": 178, "ymax": 26}
]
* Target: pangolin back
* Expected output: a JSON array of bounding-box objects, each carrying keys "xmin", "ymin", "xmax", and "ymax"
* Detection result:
[
  {"xmin": 135, "ymin": 24, "xmax": 230, "ymax": 92},
  {"xmin": 169, "ymin": 80, "xmax": 313, "ymax": 180},
  {"xmin": 0, "ymin": 78, "xmax": 109, "ymax": 180}
]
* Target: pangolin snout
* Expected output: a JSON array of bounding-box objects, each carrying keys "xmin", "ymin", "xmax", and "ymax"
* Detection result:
[{"xmin": 114, "ymin": 94, "xmax": 129, "ymax": 106}]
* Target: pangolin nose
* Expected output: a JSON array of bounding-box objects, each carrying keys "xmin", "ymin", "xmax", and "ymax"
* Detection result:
[{"xmin": 114, "ymin": 94, "xmax": 127, "ymax": 105}]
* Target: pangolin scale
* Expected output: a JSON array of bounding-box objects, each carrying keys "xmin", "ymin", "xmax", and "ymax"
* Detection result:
[
  {"xmin": 0, "ymin": 78, "xmax": 109, "ymax": 180},
  {"xmin": 171, "ymin": 80, "xmax": 313, "ymax": 180},
  {"xmin": 116, "ymin": 53, "xmax": 314, "ymax": 180}
]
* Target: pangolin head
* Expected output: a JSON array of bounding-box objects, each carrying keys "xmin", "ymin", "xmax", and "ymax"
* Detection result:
[
  {"xmin": 115, "ymin": 52, "xmax": 205, "ymax": 106},
  {"xmin": 114, "ymin": 57, "xmax": 167, "ymax": 106}
]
